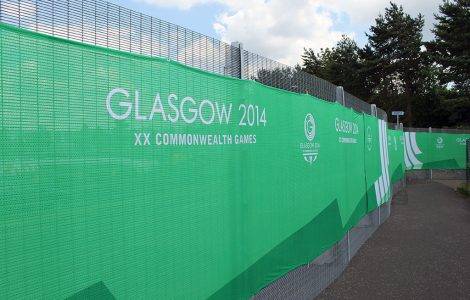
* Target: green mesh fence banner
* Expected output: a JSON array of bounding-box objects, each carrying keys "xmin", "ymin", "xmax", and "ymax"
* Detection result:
[
  {"xmin": 363, "ymin": 114, "xmax": 391, "ymax": 211},
  {"xmin": 404, "ymin": 131, "xmax": 470, "ymax": 170},
  {"xmin": 0, "ymin": 23, "xmax": 454, "ymax": 299},
  {"xmin": 388, "ymin": 129, "xmax": 405, "ymax": 183}
]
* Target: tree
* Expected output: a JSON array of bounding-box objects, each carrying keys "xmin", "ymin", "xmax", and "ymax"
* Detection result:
[
  {"xmin": 299, "ymin": 1, "xmax": 467, "ymax": 127},
  {"xmin": 254, "ymin": 65, "xmax": 305, "ymax": 93},
  {"xmin": 365, "ymin": 2, "xmax": 427, "ymax": 125},
  {"xmin": 425, "ymin": 0, "xmax": 470, "ymax": 127},
  {"xmin": 301, "ymin": 36, "xmax": 367, "ymax": 99},
  {"xmin": 426, "ymin": 0, "xmax": 470, "ymax": 95},
  {"xmin": 301, "ymin": 48, "xmax": 324, "ymax": 77}
]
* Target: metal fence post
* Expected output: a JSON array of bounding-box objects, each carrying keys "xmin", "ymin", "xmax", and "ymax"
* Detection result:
[
  {"xmin": 368, "ymin": 103, "xmax": 381, "ymax": 225},
  {"xmin": 371, "ymin": 104, "xmax": 377, "ymax": 117},
  {"xmin": 370, "ymin": 104, "xmax": 381, "ymax": 225},
  {"xmin": 429, "ymin": 127, "xmax": 433, "ymax": 180},
  {"xmin": 467, "ymin": 140, "xmax": 470, "ymax": 186},
  {"xmin": 336, "ymin": 86, "xmax": 345, "ymax": 106},
  {"xmin": 376, "ymin": 202, "xmax": 381, "ymax": 225},
  {"xmin": 396, "ymin": 121, "xmax": 403, "ymax": 130},
  {"xmin": 231, "ymin": 41, "xmax": 243, "ymax": 79},
  {"xmin": 400, "ymin": 123, "xmax": 407, "ymax": 189},
  {"xmin": 338, "ymin": 88, "xmax": 355, "ymax": 261}
]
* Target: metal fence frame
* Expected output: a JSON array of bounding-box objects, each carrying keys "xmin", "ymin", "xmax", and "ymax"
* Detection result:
[
  {"xmin": 403, "ymin": 127, "xmax": 470, "ymax": 181},
  {"xmin": 254, "ymin": 92, "xmax": 394, "ymax": 300},
  {"xmin": 254, "ymin": 190, "xmax": 396, "ymax": 300},
  {"xmin": 404, "ymin": 127, "xmax": 470, "ymax": 134},
  {"xmin": 0, "ymin": 0, "xmax": 384, "ymax": 120},
  {"xmin": 0, "ymin": 0, "xmax": 397, "ymax": 299}
]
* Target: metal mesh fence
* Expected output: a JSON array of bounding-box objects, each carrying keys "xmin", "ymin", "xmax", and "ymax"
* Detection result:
[
  {"xmin": 254, "ymin": 200, "xmax": 393, "ymax": 300},
  {"xmin": 253, "ymin": 234, "xmax": 350, "ymax": 300},
  {"xmin": 344, "ymin": 90, "xmax": 372, "ymax": 114},
  {"xmin": 426, "ymin": 128, "xmax": 470, "ymax": 133},
  {"xmin": 0, "ymin": 0, "xmax": 396, "ymax": 298},
  {"xmin": 403, "ymin": 126, "xmax": 467, "ymax": 182},
  {"xmin": 377, "ymin": 107, "xmax": 387, "ymax": 122},
  {"xmin": 388, "ymin": 122, "xmax": 403, "ymax": 130},
  {"xmin": 242, "ymin": 50, "xmax": 338, "ymax": 102},
  {"xmin": 405, "ymin": 127, "xmax": 470, "ymax": 134},
  {"xmin": 0, "ymin": 0, "xmax": 383, "ymax": 119},
  {"xmin": 0, "ymin": 0, "xmax": 242, "ymax": 77},
  {"xmin": 404, "ymin": 126, "xmax": 469, "ymax": 179}
]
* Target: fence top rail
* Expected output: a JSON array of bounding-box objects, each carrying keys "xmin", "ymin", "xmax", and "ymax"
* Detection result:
[{"xmin": 404, "ymin": 127, "xmax": 470, "ymax": 134}]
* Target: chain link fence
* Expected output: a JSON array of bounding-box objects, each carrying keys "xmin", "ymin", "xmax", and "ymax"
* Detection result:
[{"xmin": 0, "ymin": 0, "xmax": 396, "ymax": 298}]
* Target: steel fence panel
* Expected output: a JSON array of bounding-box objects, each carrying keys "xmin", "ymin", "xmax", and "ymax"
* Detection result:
[
  {"xmin": 405, "ymin": 127, "xmax": 470, "ymax": 134},
  {"xmin": 0, "ymin": 1, "xmax": 395, "ymax": 298},
  {"xmin": 0, "ymin": 0, "xmax": 384, "ymax": 118}
]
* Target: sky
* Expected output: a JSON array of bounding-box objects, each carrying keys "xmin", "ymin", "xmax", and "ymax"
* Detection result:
[{"xmin": 102, "ymin": 0, "xmax": 441, "ymax": 65}]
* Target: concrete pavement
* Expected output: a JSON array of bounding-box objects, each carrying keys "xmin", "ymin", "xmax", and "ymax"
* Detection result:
[{"xmin": 317, "ymin": 181, "xmax": 470, "ymax": 299}]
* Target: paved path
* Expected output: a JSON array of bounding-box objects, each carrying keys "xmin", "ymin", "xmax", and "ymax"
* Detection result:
[{"xmin": 318, "ymin": 181, "xmax": 470, "ymax": 299}]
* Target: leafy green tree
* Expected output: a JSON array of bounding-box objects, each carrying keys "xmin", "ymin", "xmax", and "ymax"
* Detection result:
[
  {"xmin": 365, "ymin": 2, "xmax": 428, "ymax": 125},
  {"xmin": 425, "ymin": 0, "xmax": 470, "ymax": 127},
  {"xmin": 255, "ymin": 65, "xmax": 306, "ymax": 93},
  {"xmin": 300, "ymin": 1, "xmax": 468, "ymax": 127},
  {"xmin": 302, "ymin": 36, "xmax": 367, "ymax": 99},
  {"xmin": 301, "ymin": 48, "xmax": 324, "ymax": 77},
  {"xmin": 427, "ymin": 0, "xmax": 470, "ymax": 94}
]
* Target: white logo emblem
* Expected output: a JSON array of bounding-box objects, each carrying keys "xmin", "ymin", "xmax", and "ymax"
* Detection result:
[
  {"xmin": 300, "ymin": 113, "xmax": 320, "ymax": 165},
  {"xmin": 304, "ymin": 113, "xmax": 316, "ymax": 141},
  {"xmin": 436, "ymin": 136, "xmax": 444, "ymax": 149}
]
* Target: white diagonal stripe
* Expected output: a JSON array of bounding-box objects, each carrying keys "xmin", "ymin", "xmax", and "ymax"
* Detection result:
[
  {"xmin": 410, "ymin": 132, "xmax": 422, "ymax": 155},
  {"xmin": 405, "ymin": 132, "xmax": 422, "ymax": 169},
  {"xmin": 378, "ymin": 120, "xmax": 387, "ymax": 193},
  {"xmin": 374, "ymin": 181, "xmax": 381, "ymax": 206},
  {"xmin": 403, "ymin": 133, "xmax": 411, "ymax": 168},
  {"xmin": 383, "ymin": 121, "xmax": 390, "ymax": 193}
]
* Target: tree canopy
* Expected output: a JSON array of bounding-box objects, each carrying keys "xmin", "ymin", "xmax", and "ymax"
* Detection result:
[{"xmin": 301, "ymin": 0, "xmax": 469, "ymax": 128}]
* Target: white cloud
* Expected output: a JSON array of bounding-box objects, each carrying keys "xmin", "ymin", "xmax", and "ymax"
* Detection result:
[
  {"xmin": 128, "ymin": 0, "xmax": 443, "ymax": 64},
  {"xmin": 134, "ymin": 0, "xmax": 347, "ymax": 65},
  {"xmin": 0, "ymin": 0, "xmax": 36, "ymax": 20},
  {"xmin": 213, "ymin": 0, "xmax": 345, "ymax": 65},
  {"xmin": 322, "ymin": 0, "xmax": 441, "ymax": 40},
  {"xmin": 3, "ymin": 0, "xmax": 441, "ymax": 65},
  {"xmin": 134, "ymin": 0, "xmax": 214, "ymax": 10}
]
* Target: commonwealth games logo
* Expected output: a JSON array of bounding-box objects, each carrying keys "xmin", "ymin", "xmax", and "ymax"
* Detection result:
[
  {"xmin": 300, "ymin": 113, "xmax": 320, "ymax": 165},
  {"xmin": 304, "ymin": 113, "xmax": 316, "ymax": 141},
  {"xmin": 435, "ymin": 136, "xmax": 444, "ymax": 149}
]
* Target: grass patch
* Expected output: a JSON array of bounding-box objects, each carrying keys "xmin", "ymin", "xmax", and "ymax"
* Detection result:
[{"xmin": 457, "ymin": 183, "xmax": 470, "ymax": 197}]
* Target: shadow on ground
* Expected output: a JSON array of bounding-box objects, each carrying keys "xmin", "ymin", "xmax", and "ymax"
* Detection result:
[{"xmin": 317, "ymin": 181, "xmax": 470, "ymax": 300}]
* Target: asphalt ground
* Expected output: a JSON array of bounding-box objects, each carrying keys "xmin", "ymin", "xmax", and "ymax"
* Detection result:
[{"xmin": 317, "ymin": 181, "xmax": 470, "ymax": 299}]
